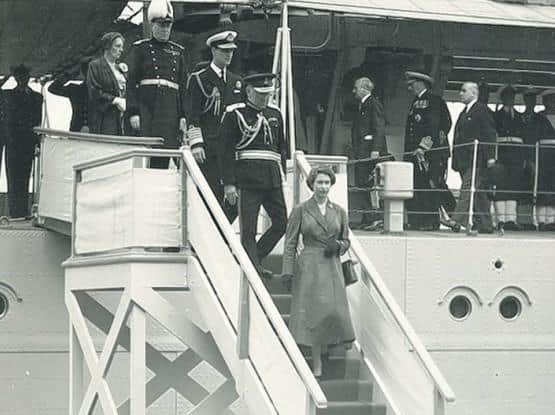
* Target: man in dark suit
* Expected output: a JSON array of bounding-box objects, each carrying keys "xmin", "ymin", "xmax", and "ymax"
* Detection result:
[
  {"xmin": 403, "ymin": 71, "xmax": 452, "ymax": 230},
  {"xmin": 5, "ymin": 64, "xmax": 43, "ymax": 218},
  {"xmin": 350, "ymin": 77, "xmax": 387, "ymax": 229},
  {"xmin": 220, "ymin": 73, "xmax": 288, "ymax": 278},
  {"xmin": 451, "ymin": 82, "xmax": 497, "ymax": 233},
  {"xmin": 187, "ymin": 30, "xmax": 242, "ymax": 221}
]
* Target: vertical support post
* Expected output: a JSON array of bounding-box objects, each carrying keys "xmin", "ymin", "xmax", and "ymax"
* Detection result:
[
  {"xmin": 293, "ymin": 151, "xmax": 301, "ymax": 206},
  {"xmin": 271, "ymin": 28, "xmax": 283, "ymax": 77},
  {"xmin": 286, "ymin": 27, "xmax": 296, "ymax": 156},
  {"xmin": 279, "ymin": 1, "xmax": 289, "ymax": 139},
  {"xmin": 130, "ymin": 304, "xmax": 146, "ymax": 415},
  {"xmin": 71, "ymin": 169, "xmax": 82, "ymax": 257},
  {"xmin": 236, "ymin": 193, "xmax": 250, "ymax": 359},
  {"xmin": 305, "ymin": 395, "xmax": 317, "ymax": 415},
  {"xmin": 434, "ymin": 386, "xmax": 445, "ymax": 415},
  {"xmin": 142, "ymin": 2, "xmax": 152, "ymax": 38},
  {"xmin": 180, "ymin": 150, "xmax": 189, "ymax": 252},
  {"xmin": 467, "ymin": 139, "xmax": 479, "ymax": 232},
  {"xmin": 69, "ymin": 322, "xmax": 84, "ymax": 415},
  {"xmin": 236, "ymin": 273, "xmax": 250, "ymax": 359},
  {"xmin": 533, "ymin": 141, "xmax": 540, "ymax": 228}
]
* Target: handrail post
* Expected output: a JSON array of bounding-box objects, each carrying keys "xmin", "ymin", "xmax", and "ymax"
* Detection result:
[
  {"xmin": 236, "ymin": 196, "xmax": 250, "ymax": 359},
  {"xmin": 533, "ymin": 141, "xmax": 540, "ymax": 229},
  {"xmin": 293, "ymin": 151, "xmax": 302, "ymax": 206},
  {"xmin": 467, "ymin": 139, "xmax": 479, "ymax": 233},
  {"xmin": 180, "ymin": 147, "xmax": 190, "ymax": 252},
  {"xmin": 434, "ymin": 386, "xmax": 445, "ymax": 415}
]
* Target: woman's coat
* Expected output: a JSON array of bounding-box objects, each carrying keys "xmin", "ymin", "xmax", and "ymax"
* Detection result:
[
  {"xmin": 282, "ymin": 197, "xmax": 355, "ymax": 347},
  {"xmin": 87, "ymin": 57, "xmax": 125, "ymax": 135}
]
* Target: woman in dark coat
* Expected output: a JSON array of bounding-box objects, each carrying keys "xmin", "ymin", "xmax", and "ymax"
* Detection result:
[
  {"xmin": 87, "ymin": 32, "xmax": 127, "ymax": 135},
  {"xmin": 282, "ymin": 166, "xmax": 355, "ymax": 377}
]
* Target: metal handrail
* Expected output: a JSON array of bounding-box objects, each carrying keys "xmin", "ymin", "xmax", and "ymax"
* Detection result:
[
  {"xmin": 71, "ymin": 146, "xmax": 328, "ymax": 409},
  {"xmin": 34, "ymin": 127, "xmax": 164, "ymax": 147},
  {"xmin": 180, "ymin": 147, "xmax": 328, "ymax": 409},
  {"xmin": 295, "ymin": 151, "xmax": 456, "ymax": 404}
]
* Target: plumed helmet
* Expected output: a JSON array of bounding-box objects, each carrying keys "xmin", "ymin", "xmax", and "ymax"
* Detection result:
[{"xmin": 148, "ymin": 0, "xmax": 174, "ymax": 22}]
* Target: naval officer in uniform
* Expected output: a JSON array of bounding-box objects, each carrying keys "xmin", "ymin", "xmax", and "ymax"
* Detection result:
[
  {"xmin": 404, "ymin": 71, "xmax": 452, "ymax": 230},
  {"xmin": 220, "ymin": 73, "xmax": 288, "ymax": 278},
  {"xmin": 126, "ymin": 0, "xmax": 188, "ymax": 168},
  {"xmin": 187, "ymin": 30, "xmax": 243, "ymax": 221}
]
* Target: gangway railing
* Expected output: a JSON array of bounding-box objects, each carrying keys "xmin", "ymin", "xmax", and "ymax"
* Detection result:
[
  {"xmin": 69, "ymin": 146, "xmax": 327, "ymax": 414},
  {"xmin": 34, "ymin": 127, "xmax": 163, "ymax": 235},
  {"xmin": 294, "ymin": 151, "xmax": 456, "ymax": 415}
]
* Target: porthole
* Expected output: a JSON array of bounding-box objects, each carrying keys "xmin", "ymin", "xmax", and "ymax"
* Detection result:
[
  {"xmin": 499, "ymin": 296, "xmax": 521, "ymax": 321},
  {"xmin": 449, "ymin": 295, "xmax": 472, "ymax": 321},
  {"xmin": 0, "ymin": 292, "xmax": 9, "ymax": 319}
]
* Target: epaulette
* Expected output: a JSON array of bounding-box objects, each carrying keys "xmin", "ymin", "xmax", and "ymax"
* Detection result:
[
  {"xmin": 226, "ymin": 103, "xmax": 246, "ymax": 112},
  {"xmin": 267, "ymin": 103, "xmax": 282, "ymax": 112},
  {"xmin": 168, "ymin": 40, "xmax": 185, "ymax": 50},
  {"xmin": 133, "ymin": 38, "xmax": 149, "ymax": 45}
]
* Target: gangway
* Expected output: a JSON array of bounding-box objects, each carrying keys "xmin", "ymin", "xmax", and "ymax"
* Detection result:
[{"xmin": 36, "ymin": 127, "xmax": 454, "ymax": 414}]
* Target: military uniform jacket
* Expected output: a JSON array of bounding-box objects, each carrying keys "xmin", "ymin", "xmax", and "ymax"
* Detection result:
[
  {"xmin": 126, "ymin": 38, "xmax": 187, "ymax": 147},
  {"xmin": 404, "ymin": 89, "xmax": 451, "ymax": 161},
  {"xmin": 220, "ymin": 103, "xmax": 288, "ymax": 190},
  {"xmin": 187, "ymin": 65, "xmax": 242, "ymax": 154},
  {"xmin": 351, "ymin": 94, "xmax": 387, "ymax": 157}
]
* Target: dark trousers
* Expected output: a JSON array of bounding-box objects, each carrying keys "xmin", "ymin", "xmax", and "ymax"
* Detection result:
[
  {"xmin": 200, "ymin": 155, "xmax": 237, "ymax": 222},
  {"xmin": 7, "ymin": 140, "xmax": 34, "ymax": 218},
  {"xmin": 351, "ymin": 157, "xmax": 381, "ymax": 225},
  {"xmin": 239, "ymin": 187, "xmax": 287, "ymax": 272},
  {"xmin": 406, "ymin": 160, "xmax": 441, "ymax": 228},
  {"xmin": 451, "ymin": 167, "xmax": 492, "ymax": 228}
]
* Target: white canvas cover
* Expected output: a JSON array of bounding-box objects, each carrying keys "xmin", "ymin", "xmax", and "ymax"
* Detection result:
[
  {"xmin": 74, "ymin": 167, "xmax": 182, "ymax": 254},
  {"xmin": 38, "ymin": 136, "xmax": 146, "ymax": 223}
]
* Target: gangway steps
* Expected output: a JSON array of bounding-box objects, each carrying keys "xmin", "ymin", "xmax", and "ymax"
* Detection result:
[{"xmin": 262, "ymin": 256, "xmax": 387, "ymax": 415}]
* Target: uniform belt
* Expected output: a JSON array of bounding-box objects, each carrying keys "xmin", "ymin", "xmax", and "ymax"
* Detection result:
[
  {"xmin": 139, "ymin": 79, "xmax": 179, "ymax": 90},
  {"xmin": 539, "ymin": 139, "xmax": 555, "ymax": 145},
  {"xmin": 236, "ymin": 150, "xmax": 281, "ymax": 163},
  {"xmin": 497, "ymin": 136, "xmax": 523, "ymax": 144}
]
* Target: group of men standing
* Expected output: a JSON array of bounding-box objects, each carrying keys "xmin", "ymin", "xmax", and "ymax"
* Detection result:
[
  {"xmin": 350, "ymin": 68, "xmax": 555, "ymax": 233},
  {"xmin": 125, "ymin": 0, "xmax": 287, "ymax": 276}
]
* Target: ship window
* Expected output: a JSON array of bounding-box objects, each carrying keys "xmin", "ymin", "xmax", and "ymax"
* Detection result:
[
  {"xmin": 499, "ymin": 296, "xmax": 521, "ymax": 321},
  {"xmin": 0, "ymin": 292, "xmax": 8, "ymax": 319},
  {"xmin": 449, "ymin": 295, "xmax": 471, "ymax": 321}
]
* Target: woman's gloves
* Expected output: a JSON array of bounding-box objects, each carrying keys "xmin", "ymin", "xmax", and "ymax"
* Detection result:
[{"xmin": 324, "ymin": 240, "xmax": 341, "ymax": 257}]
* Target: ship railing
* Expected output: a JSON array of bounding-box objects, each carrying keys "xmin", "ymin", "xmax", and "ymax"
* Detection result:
[
  {"xmin": 69, "ymin": 146, "xmax": 328, "ymax": 413},
  {"xmin": 347, "ymin": 140, "xmax": 553, "ymax": 231},
  {"xmin": 294, "ymin": 150, "xmax": 456, "ymax": 415}
]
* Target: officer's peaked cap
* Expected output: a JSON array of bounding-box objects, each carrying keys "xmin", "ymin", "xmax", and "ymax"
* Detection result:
[
  {"xmin": 207, "ymin": 31, "xmax": 238, "ymax": 49},
  {"xmin": 244, "ymin": 73, "xmax": 276, "ymax": 93},
  {"xmin": 148, "ymin": 0, "xmax": 174, "ymax": 22},
  {"xmin": 405, "ymin": 71, "xmax": 434, "ymax": 85}
]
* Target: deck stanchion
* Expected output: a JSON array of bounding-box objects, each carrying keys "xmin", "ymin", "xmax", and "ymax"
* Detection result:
[
  {"xmin": 467, "ymin": 139, "xmax": 479, "ymax": 233},
  {"xmin": 533, "ymin": 141, "xmax": 540, "ymax": 229}
]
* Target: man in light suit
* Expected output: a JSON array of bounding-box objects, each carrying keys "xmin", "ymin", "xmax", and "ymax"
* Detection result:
[
  {"xmin": 451, "ymin": 82, "xmax": 497, "ymax": 233},
  {"xmin": 350, "ymin": 77, "xmax": 387, "ymax": 229}
]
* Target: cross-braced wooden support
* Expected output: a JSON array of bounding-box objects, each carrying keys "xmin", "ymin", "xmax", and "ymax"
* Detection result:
[{"xmin": 65, "ymin": 253, "xmax": 238, "ymax": 415}]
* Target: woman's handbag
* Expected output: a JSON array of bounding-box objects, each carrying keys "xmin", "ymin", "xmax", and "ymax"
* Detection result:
[{"xmin": 342, "ymin": 258, "xmax": 359, "ymax": 286}]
